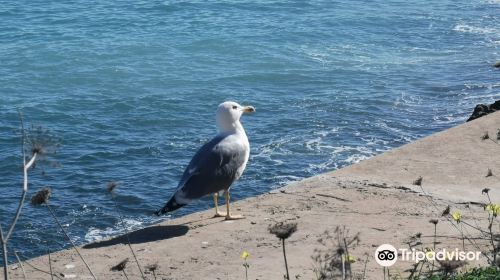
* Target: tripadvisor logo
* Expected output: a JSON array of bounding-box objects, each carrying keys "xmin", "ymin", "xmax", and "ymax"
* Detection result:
[
  {"xmin": 375, "ymin": 244, "xmax": 481, "ymax": 267},
  {"xmin": 375, "ymin": 244, "xmax": 397, "ymax": 267}
]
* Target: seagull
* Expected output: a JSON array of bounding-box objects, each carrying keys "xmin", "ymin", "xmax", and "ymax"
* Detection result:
[{"xmin": 155, "ymin": 101, "xmax": 255, "ymax": 220}]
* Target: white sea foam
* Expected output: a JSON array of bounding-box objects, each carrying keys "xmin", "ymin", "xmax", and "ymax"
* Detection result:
[
  {"xmin": 84, "ymin": 218, "xmax": 147, "ymax": 243},
  {"xmin": 305, "ymin": 136, "xmax": 334, "ymax": 151},
  {"xmin": 274, "ymin": 175, "xmax": 303, "ymax": 187},
  {"xmin": 307, "ymin": 157, "xmax": 338, "ymax": 173},
  {"xmin": 85, "ymin": 227, "xmax": 116, "ymax": 243},
  {"xmin": 304, "ymin": 129, "xmax": 341, "ymax": 152},
  {"xmin": 344, "ymin": 153, "xmax": 371, "ymax": 165},
  {"xmin": 432, "ymin": 114, "xmax": 465, "ymax": 125},
  {"xmin": 361, "ymin": 137, "xmax": 389, "ymax": 147},
  {"xmin": 306, "ymin": 143, "xmax": 379, "ymax": 174},
  {"xmin": 301, "ymin": 46, "xmax": 332, "ymax": 66},
  {"xmin": 482, "ymin": 0, "xmax": 500, "ymax": 4},
  {"xmin": 463, "ymin": 93, "xmax": 500, "ymax": 101},
  {"xmin": 453, "ymin": 24, "xmax": 498, "ymax": 35},
  {"xmin": 393, "ymin": 92, "xmax": 422, "ymax": 108},
  {"xmin": 254, "ymin": 138, "xmax": 292, "ymax": 157}
]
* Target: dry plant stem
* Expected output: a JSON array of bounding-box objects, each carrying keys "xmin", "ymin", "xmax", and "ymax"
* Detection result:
[
  {"xmin": 417, "ymin": 185, "xmax": 487, "ymax": 261},
  {"xmin": 362, "ymin": 255, "xmax": 368, "ymax": 280},
  {"xmin": 46, "ymin": 204, "xmax": 97, "ymax": 280},
  {"xmin": 47, "ymin": 249, "xmax": 54, "ymax": 280},
  {"xmin": 459, "ymin": 219, "xmax": 487, "ymax": 257},
  {"xmin": 488, "ymin": 214, "xmax": 496, "ymax": 264},
  {"xmin": 5, "ymin": 111, "xmax": 31, "ymax": 241},
  {"xmin": 0, "ymin": 113, "xmax": 30, "ymax": 280},
  {"xmin": 1, "ymin": 154, "xmax": 37, "ymax": 280},
  {"xmin": 485, "ymin": 193, "xmax": 497, "ymax": 264},
  {"xmin": 111, "ymin": 195, "xmax": 145, "ymax": 279},
  {"xmin": 341, "ymin": 255, "xmax": 346, "ymax": 280},
  {"xmin": 407, "ymin": 262, "xmax": 419, "ymax": 279},
  {"xmin": 459, "ymin": 219, "xmax": 488, "ymax": 234},
  {"xmin": 6, "ymin": 155, "xmax": 36, "ymax": 243},
  {"xmin": 343, "ymin": 237, "xmax": 352, "ymax": 280},
  {"xmin": 281, "ymin": 239, "xmax": 290, "ymax": 280},
  {"xmin": 488, "ymin": 138, "xmax": 500, "ymax": 146},
  {"xmin": 431, "ymin": 223, "xmax": 437, "ymax": 273},
  {"xmin": 1, "ymin": 227, "xmax": 8, "ymax": 280},
  {"xmin": 460, "ymin": 224, "xmax": 465, "ymax": 251},
  {"xmin": 13, "ymin": 251, "xmax": 26, "ymax": 280},
  {"xmin": 16, "ymin": 252, "xmax": 63, "ymax": 280},
  {"xmin": 122, "ymin": 270, "xmax": 129, "ymax": 280},
  {"xmin": 416, "ymin": 260, "xmax": 424, "ymax": 278},
  {"xmin": 6, "ymin": 154, "xmax": 37, "ymax": 241}
]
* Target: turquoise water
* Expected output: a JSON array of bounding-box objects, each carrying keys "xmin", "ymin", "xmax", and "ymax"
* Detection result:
[{"xmin": 1, "ymin": 0, "xmax": 499, "ymax": 261}]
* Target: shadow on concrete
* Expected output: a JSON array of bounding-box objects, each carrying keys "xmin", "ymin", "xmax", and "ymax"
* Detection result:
[{"xmin": 83, "ymin": 224, "xmax": 189, "ymax": 249}]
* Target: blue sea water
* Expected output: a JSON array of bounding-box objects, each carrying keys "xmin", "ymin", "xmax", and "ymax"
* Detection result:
[{"xmin": 0, "ymin": 0, "xmax": 499, "ymax": 262}]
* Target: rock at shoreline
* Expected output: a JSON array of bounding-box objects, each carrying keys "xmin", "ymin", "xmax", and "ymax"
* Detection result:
[
  {"xmin": 494, "ymin": 61, "xmax": 500, "ymax": 68},
  {"xmin": 467, "ymin": 100, "xmax": 500, "ymax": 122}
]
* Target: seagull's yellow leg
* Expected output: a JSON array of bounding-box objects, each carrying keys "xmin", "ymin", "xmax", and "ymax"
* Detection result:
[
  {"xmin": 213, "ymin": 193, "xmax": 226, "ymax": 217},
  {"xmin": 224, "ymin": 190, "xmax": 244, "ymax": 220}
]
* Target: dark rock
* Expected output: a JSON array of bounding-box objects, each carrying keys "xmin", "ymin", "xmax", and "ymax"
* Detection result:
[
  {"xmin": 467, "ymin": 100, "xmax": 500, "ymax": 122},
  {"xmin": 494, "ymin": 61, "xmax": 500, "ymax": 68}
]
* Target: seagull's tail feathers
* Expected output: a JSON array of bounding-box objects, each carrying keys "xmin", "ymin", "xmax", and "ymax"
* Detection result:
[{"xmin": 155, "ymin": 195, "xmax": 186, "ymax": 216}]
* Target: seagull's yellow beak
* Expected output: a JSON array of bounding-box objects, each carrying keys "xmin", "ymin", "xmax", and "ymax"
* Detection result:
[{"xmin": 242, "ymin": 106, "xmax": 255, "ymax": 113}]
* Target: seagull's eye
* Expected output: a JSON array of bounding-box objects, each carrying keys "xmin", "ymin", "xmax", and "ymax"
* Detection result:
[{"xmin": 232, "ymin": 106, "xmax": 238, "ymax": 110}]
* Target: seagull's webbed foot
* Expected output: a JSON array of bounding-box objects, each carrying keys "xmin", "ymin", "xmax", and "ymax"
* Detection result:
[
  {"xmin": 213, "ymin": 211, "xmax": 227, "ymax": 218},
  {"xmin": 223, "ymin": 190, "xmax": 245, "ymax": 220},
  {"xmin": 225, "ymin": 214, "xmax": 245, "ymax": 220},
  {"xmin": 212, "ymin": 193, "xmax": 227, "ymax": 218}
]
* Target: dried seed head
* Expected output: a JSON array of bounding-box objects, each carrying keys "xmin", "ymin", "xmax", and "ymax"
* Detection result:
[
  {"xmin": 31, "ymin": 143, "xmax": 44, "ymax": 155},
  {"xmin": 441, "ymin": 205, "xmax": 450, "ymax": 217},
  {"xmin": 25, "ymin": 126, "xmax": 59, "ymax": 157},
  {"xmin": 486, "ymin": 169, "xmax": 493, "ymax": 177},
  {"xmin": 145, "ymin": 263, "xmax": 158, "ymax": 272},
  {"xmin": 481, "ymin": 132, "xmax": 489, "ymax": 140},
  {"xmin": 412, "ymin": 176, "xmax": 423, "ymax": 186},
  {"xmin": 482, "ymin": 188, "xmax": 491, "ymax": 195},
  {"xmin": 30, "ymin": 187, "xmax": 52, "ymax": 205},
  {"xmin": 107, "ymin": 181, "xmax": 118, "ymax": 193},
  {"xmin": 336, "ymin": 247, "xmax": 345, "ymax": 256},
  {"xmin": 23, "ymin": 125, "xmax": 60, "ymax": 172},
  {"xmin": 268, "ymin": 222, "xmax": 297, "ymax": 240},
  {"xmin": 111, "ymin": 258, "xmax": 129, "ymax": 272},
  {"xmin": 429, "ymin": 219, "xmax": 439, "ymax": 225}
]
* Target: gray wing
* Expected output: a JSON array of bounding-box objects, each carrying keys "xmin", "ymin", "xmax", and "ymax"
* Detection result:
[{"xmin": 174, "ymin": 134, "xmax": 247, "ymax": 202}]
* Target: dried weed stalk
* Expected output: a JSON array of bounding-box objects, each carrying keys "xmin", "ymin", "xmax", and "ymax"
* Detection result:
[{"xmin": 312, "ymin": 226, "xmax": 360, "ymax": 280}]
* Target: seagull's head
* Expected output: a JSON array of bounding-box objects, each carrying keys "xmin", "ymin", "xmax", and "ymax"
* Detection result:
[{"xmin": 216, "ymin": 101, "xmax": 255, "ymax": 132}]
